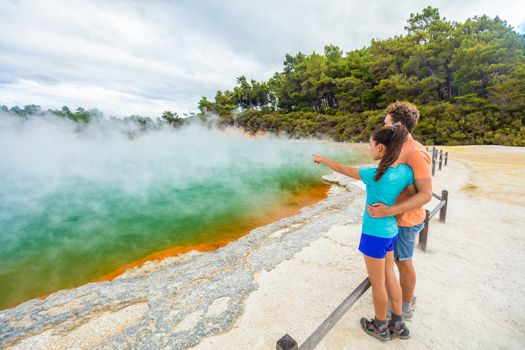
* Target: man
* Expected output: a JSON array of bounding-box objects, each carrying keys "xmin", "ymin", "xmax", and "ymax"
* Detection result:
[{"xmin": 367, "ymin": 101, "xmax": 432, "ymax": 319}]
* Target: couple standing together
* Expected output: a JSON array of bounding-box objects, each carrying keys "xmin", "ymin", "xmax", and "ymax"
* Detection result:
[{"xmin": 313, "ymin": 101, "xmax": 432, "ymax": 341}]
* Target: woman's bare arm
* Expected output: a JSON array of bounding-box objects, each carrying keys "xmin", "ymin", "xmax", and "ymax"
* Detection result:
[{"xmin": 312, "ymin": 154, "xmax": 361, "ymax": 180}]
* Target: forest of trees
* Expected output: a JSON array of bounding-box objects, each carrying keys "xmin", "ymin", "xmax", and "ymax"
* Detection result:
[
  {"xmin": 199, "ymin": 7, "xmax": 525, "ymax": 145},
  {"xmin": 0, "ymin": 104, "xmax": 189, "ymax": 129}
]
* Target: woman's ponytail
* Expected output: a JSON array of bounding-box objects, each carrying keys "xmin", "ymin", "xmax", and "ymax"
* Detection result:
[{"xmin": 372, "ymin": 124, "xmax": 408, "ymax": 181}]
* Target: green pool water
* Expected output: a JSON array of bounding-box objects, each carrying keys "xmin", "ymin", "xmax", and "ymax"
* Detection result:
[{"xmin": 0, "ymin": 117, "xmax": 368, "ymax": 309}]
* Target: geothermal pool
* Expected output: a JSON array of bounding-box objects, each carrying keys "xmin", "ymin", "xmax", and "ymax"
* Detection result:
[{"xmin": 0, "ymin": 115, "xmax": 367, "ymax": 309}]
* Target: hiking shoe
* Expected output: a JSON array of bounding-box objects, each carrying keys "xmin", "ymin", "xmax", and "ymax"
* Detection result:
[
  {"xmin": 360, "ymin": 317, "xmax": 390, "ymax": 342},
  {"xmin": 388, "ymin": 319, "xmax": 411, "ymax": 340}
]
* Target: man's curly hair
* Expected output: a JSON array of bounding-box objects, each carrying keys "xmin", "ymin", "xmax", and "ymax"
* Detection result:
[{"xmin": 385, "ymin": 101, "xmax": 420, "ymax": 133}]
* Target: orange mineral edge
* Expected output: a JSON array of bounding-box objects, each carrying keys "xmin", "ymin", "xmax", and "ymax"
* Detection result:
[{"xmin": 37, "ymin": 182, "xmax": 329, "ymax": 301}]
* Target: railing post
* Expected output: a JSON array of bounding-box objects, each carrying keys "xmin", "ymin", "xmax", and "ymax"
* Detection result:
[
  {"xmin": 445, "ymin": 152, "xmax": 448, "ymax": 166},
  {"xmin": 439, "ymin": 151, "xmax": 443, "ymax": 171},
  {"xmin": 439, "ymin": 190, "xmax": 448, "ymax": 223},
  {"xmin": 419, "ymin": 209, "xmax": 430, "ymax": 251},
  {"xmin": 432, "ymin": 156, "xmax": 436, "ymax": 176},
  {"xmin": 277, "ymin": 334, "xmax": 298, "ymax": 350}
]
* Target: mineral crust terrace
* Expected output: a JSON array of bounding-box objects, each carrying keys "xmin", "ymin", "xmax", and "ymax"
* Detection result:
[{"xmin": 0, "ymin": 173, "xmax": 363, "ymax": 350}]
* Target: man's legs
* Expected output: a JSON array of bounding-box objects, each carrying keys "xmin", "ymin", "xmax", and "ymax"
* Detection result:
[
  {"xmin": 395, "ymin": 259, "xmax": 416, "ymax": 304},
  {"xmin": 393, "ymin": 223, "xmax": 424, "ymax": 310}
]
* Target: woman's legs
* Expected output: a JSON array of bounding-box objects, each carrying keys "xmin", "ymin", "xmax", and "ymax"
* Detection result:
[
  {"xmin": 385, "ymin": 250, "xmax": 402, "ymax": 316},
  {"xmin": 385, "ymin": 249, "xmax": 411, "ymax": 339},
  {"xmin": 363, "ymin": 255, "xmax": 387, "ymax": 320}
]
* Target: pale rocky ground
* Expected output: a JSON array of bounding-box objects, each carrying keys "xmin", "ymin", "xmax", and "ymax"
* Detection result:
[{"xmin": 1, "ymin": 146, "xmax": 524, "ymax": 349}]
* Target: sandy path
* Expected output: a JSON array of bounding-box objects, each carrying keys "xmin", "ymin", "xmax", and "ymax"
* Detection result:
[{"xmin": 191, "ymin": 146, "xmax": 525, "ymax": 350}]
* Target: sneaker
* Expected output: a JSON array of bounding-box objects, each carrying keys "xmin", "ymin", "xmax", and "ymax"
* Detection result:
[
  {"xmin": 360, "ymin": 317, "xmax": 390, "ymax": 342},
  {"xmin": 388, "ymin": 319, "xmax": 411, "ymax": 340}
]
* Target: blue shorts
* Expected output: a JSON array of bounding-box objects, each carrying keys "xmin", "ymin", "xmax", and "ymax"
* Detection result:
[
  {"xmin": 394, "ymin": 223, "xmax": 425, "ymax": 261},
  {"xmin": 359, "ymin": 233, "xmax": 398, "ymax": 259}
]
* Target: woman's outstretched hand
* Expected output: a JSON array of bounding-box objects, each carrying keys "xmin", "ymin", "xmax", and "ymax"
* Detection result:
[{"xmin": 312, "ymin": 154, "xmax": 323, "ymax": 165}]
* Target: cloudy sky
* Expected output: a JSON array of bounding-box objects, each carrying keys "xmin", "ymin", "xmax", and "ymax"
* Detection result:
[{"xmin": 0, "ymin": 0, "xmax": 523, "ymax": 117}]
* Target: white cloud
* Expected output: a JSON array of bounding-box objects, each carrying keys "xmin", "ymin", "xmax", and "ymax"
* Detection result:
[
  {"xmin": 0, "ymin": 0, "xmax": 266, "ymax": 116},
  {"xmin": 0, "ymin": 79, "xmax": 182, "ymax": 116},
  {"xmin": 0, "ymin": 0, "xmax": 523, "ymax": 116}
]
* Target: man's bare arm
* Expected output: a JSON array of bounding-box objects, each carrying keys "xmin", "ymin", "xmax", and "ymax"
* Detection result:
[
  {"xmin": 367, "ymin": 178, "xmax": 432, "ymax": 218},
  {"xmin": 405, "ymin": 183, "xmax": 417, "ymax": 196}
]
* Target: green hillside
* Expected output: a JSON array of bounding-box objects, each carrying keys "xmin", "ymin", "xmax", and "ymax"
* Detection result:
[{"xmin": 199, "ymin": 7, "xmax": 525, "ymax": 145}]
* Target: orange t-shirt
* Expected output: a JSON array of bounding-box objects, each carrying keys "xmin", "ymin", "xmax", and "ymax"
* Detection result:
[{"xmin": 395, "ymin": 137, "xmax": 432, "ymax": 227}]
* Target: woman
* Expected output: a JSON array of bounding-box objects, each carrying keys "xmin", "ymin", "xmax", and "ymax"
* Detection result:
[{"xmin": 312, "ymin": 125, "xmax": 413, "ymax": 341}]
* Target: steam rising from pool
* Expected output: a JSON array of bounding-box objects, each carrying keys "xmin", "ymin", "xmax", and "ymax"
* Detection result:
[{"xmin": 0, "ymin": 114, "xmax": 363, "ymax": 309}]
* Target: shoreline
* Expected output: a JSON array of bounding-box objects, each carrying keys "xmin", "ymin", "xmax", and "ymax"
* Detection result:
[
  {"xmin": 25, "ymin": 182, "xmax": 331, "ymax": 309},
  {"xmin": 91, "ymin": 182, "xmax": 331, "ymax": 284}
]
